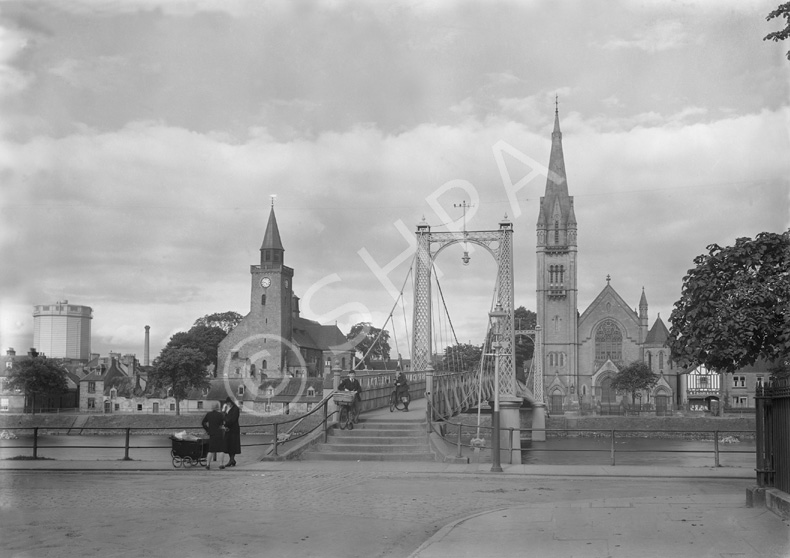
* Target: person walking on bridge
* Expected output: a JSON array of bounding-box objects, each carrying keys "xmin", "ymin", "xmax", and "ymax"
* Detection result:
[{"xmin": 338, "ymin": 370, "xmax": 363, "ymax": 420}]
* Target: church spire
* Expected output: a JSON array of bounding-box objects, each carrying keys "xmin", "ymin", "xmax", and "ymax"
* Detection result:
[
  {"xmin": 547, "ymin": 99, "xmax": 568, "ymax": 195},
  {"xmin": 260, "ymin": 201, "xmax": 284, "ymax": 266},
  {"xmin": 537, "ymin": 100, "xmax": 574, "ymax": 247}
]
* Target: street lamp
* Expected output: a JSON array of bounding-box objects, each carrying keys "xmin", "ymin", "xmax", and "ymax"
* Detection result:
[{"xmin": 489, "ymin": 302, "xmax": 507, "ymax": 473}]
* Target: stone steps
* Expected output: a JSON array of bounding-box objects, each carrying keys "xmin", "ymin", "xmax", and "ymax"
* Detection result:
[{"xmin": 301, "ymin": 416, "xmax": 436, "ymax": 462}]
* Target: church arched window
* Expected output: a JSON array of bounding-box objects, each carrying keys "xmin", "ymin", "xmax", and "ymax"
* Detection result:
[
  {"xmin": 659, "ymin": 352, "xmax": 664, "ymax": 370},
  {"xmin": 554, "ymin": 220, "xmax": 559, "ymax": 244},
  {"xmin": 595, "ymin": 319, "xmax": 623, "ymax": 363}
]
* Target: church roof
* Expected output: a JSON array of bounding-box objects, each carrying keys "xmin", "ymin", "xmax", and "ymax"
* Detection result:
[
  {"xmin": 292, "ymin": 317, "xmax": 349, "ymax": 352},
  {"xmin": 260, "ymin": 206, "xmax": 284, "ymax": 252},
  {"xmin": 644, "ymin": 315, "xmax": 670, "ymax": 345},
  {"xmin": 578, "ymin": 282, "xmax": 639, "ymax": 325}
]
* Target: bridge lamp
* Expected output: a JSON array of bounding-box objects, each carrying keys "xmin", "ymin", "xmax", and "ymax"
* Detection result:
[{"xmin": 489, "ymin": 302, "xmax": 507, "ymax": 473}]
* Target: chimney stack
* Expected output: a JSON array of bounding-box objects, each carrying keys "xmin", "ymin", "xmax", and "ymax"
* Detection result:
[{"xmin": 144, "ymin": 325, "xmax": 150, "ymax": 366}]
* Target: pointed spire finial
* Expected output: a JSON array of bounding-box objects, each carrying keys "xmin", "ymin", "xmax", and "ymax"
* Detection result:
[
  {"xmin": 270, "ymin": 194, "xmax": 277, "ymax": 207},
  {"xmin": 606, "ymin": 274, "xmax": 611, "ymax": 284},
  {"xmin": 555, "ymin": 93, "xmax": 559, "ymax": 115}
]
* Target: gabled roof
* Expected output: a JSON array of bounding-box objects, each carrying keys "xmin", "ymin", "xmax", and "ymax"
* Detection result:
[
  {"xmin": 81, "ymin": 359, "xmax": 128, "ymax": 384},
  {"xmin": 185, "ymin": 378, "xmax": 257, "ymax": 403},
  {"xmin": 292, "ymin": 317, "xmax": 350, "ymax": 352},
  {"xmin": 578, "ymin": 282, "xmax": 639, "ymax": 325},
  {"xmin": 644, "ymin": 315, "xmax": 670, "ymax": 345},
  {"xmin": 256, "ymin": 378, "xmax": 324, "ymax": 402}
]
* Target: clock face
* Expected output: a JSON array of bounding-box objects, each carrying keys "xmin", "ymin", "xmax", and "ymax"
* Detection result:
[{"xmin": 260, "ymin": 277, "xmax": 271, "ymax": 288}]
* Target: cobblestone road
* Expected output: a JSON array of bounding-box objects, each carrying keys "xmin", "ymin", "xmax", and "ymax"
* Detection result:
[{"xmin": 0, "ymin": 466, "xmax": 768, "ymax": 558}]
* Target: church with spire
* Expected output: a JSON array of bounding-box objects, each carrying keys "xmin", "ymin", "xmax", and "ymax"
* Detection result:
[
  {"xmin": 217, "ymin": 201, "xmax": 352, "ymax": 384},
  {"xmin": 536, "ymin": 105, "xmax": 676, "ymax": 414}
]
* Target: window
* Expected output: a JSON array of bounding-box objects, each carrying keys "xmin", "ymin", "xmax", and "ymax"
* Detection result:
[
  {"xmin": 757, "ymin": 376, "xmax": 764, "ymax": 387},
  {"xmin": 554, "ymin": 220, "xmax": 559, "ymax": 244},
  {"xmin": 1, "ymin": 398, "xmax": 8, "ymax": 411},
  {"xmin": 307, "ymin": 387, "xmax": 315, "ymax": 397},
  {"xmin": 114, "ymin": 404, "xmax": 119, "ymax": 411},
  {"xmin": 235, "ymin": 367, "xmax": 240, "ymax": 376},
  {"xmin": 307, "ymin": 403, "xmax": 313, "ymax": 412},
  {"xmin": 699, "ymin": 376, "xmax": 708, "ymax": 387},
  {"xmin": 238, "ymin": 385, "xmax": 245, "ymax": 396},
  {"xmin": 170, "ymin": 403, "xmax": 175, "ymax": 411},
  {"xmin": 732, "ymin": 376, "xmax": 746, "ymax": 388},
  {"xmin": 595, "ymin": 320, "xmax": 623, "ymax": 363},
  {"xmin": 5, "ymin": 361, "xmax": 11, "ymax": 369},
  {"xmin": 167, "ymin": 387, "xmax": 173, "ymax": 397},
  {"xmin": 284, "ymin": 402, "xmax": 289, "ymax": 415},
  {"xmin": 197, "ymin": 401, "xmax": 203, "ymax": 410},
  {"xmin": 264, "ymin": 402, "xmax": 271, "ymax": 412},
  {"xmin": 137, "ymin": 404, "xmax": 143, "ymax": 411},
  {"xmin": 87, "ymin": 398, "xmax": 95, "ymax": 409},
  {"xmin": 659, "ymin": 352, "xmax": 664, "ymax": 370},
  {"xmin": 261, "ymin": 295, "xmax": 266, "ymax": 306},
  {"xmin": 110, "ymin": 389, "xmax": 117, "ymax": 400},
  {"xmin": 267, "ymin": 387, "xmax": 274, "ymax": 397},
  {"xmin": 261, "ymin": 359, "xmax": 267, "ymax": 370},
  {"xmin": 88, "ymin": 381, "xmax": 96, "ymax": 394}
]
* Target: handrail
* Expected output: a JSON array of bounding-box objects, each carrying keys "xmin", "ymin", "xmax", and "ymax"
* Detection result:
[{"xmin": 0, "ymin": 394, "xmax": 343, "ymax": 461}]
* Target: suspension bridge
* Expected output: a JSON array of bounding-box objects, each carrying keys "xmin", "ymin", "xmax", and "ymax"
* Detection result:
[{"xmin": 323, "ymin": 215, "xmax": 548, "ymax": 466}]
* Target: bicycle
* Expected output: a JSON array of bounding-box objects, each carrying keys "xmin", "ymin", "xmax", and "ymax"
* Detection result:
[
  {"xmin": 333, "ymin": 391, "xmax": 359, "ymax": 430},
  {"xmin": 389, "ymin": 389, "xmax": 410, "ymax": 412}
]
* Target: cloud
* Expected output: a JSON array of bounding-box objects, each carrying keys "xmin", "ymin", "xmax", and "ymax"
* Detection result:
[{"xmin": 599, "ymin": 20, "xmax": 691, "ymax": 53}]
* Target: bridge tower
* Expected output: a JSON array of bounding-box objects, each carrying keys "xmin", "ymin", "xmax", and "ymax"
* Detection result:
[{"xmin": 411, "ymin": 216, "xmax": 521, "ymax": 463}]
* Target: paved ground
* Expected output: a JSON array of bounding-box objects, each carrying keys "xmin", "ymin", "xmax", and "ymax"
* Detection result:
[
  {"xmin": 0, "ymin": 460, "xmax": 788, "ymax": 558},
  {"xmin": 0, "ymin": 402, "xmax": 787, "ymax": 557}
]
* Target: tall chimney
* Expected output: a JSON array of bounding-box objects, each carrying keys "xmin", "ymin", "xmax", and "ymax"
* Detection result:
[{"xmin": 144, "ymin": 325, "xmax": 150, "ymax": 366}]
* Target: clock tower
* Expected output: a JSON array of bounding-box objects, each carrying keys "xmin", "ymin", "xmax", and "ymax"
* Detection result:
[{"xmin": 218, "ymin": 202, "xmax": 294, "ymax": 378}]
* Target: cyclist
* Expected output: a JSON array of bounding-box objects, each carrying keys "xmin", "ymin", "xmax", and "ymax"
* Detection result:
[
  {"xmin": 338, "ymin": 370, "xmax": 363, "ymax": 420},
  {"xmin": 394, "ymin": 371, "xmax": 410, "ymax": 411}
]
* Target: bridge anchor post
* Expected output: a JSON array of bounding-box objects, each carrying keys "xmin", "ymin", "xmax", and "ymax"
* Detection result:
[
  {"xmin": 499, "ymin": 397, "xmax": 522, "ymax": 465},
  {"xmin": 531, "ymin": 402, "xmax": 547, "ymax": 442}
]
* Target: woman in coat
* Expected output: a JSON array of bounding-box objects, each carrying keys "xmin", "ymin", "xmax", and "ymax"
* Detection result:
[
  {"xmin": 200, "ymin": 401, "xmax": 226, "ymax": 470},
  {"xmin": 221, "ymin": 397, "xmax": 241, "ymax": 468}
]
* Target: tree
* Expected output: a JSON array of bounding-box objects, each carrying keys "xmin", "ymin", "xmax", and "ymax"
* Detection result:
[
  {"xmin": 192, "ymin": 311, "xmax": 242, "ymax": 334},
  {"xmin": 668, "ymin": 231, "xmax": 789, "ymax": 373},
  {"xmin": 610, "ymin": 361, "xmax": 659, "ymax": 405},
  {"xmin": 765, "ymin": 3, "xmax": 790, "ymax": 60},
  {"xmin": 346, "ymin": 322, "xmax": 391, "ymax": 366},
  {"xmin": 148, "ymin": 346, "xmax": 211, "ymax": 415},
  {"xmin": 6, "ymin": 356, "xmax": 69, "ymax": 415},
  {"xmin": 514, "ymin": 306, "xmax": 537, "ymax": 371},
  {"xmin": 165, "ymin": 324, "xmax": 227, "ymax": 369},
  {"xmin": 443, "ymin": 342, "xmax": 483, "ymax": 372}
]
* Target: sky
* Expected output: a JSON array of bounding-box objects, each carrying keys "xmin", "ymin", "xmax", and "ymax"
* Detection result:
[{"xmin": 0, "ymin": 0, "xmax": 788, "ymax": 363}]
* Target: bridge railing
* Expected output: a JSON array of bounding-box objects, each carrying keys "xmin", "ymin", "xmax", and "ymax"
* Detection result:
[{"xmin": 428, "ymin": 369, "xmax": 494, "ymax": 422}]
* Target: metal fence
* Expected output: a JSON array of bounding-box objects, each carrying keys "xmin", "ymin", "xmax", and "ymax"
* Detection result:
[{"xmin": 756, "ymin": 376, "xmax": 790, "ymax": 492}]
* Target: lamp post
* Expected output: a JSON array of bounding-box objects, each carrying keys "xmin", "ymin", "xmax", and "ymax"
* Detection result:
[{"xmin": 489, "ymin": 302, "xmax": 506, "ymax": 473}]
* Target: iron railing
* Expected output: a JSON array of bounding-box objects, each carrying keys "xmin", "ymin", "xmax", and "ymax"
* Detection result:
[
  {"xmin": 756, "ymin": 376, "xmax": 790, "ymax": 491},
  {"xmin": 433, "ymin": 416, "xmax": 755, "ymax": 467}
]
